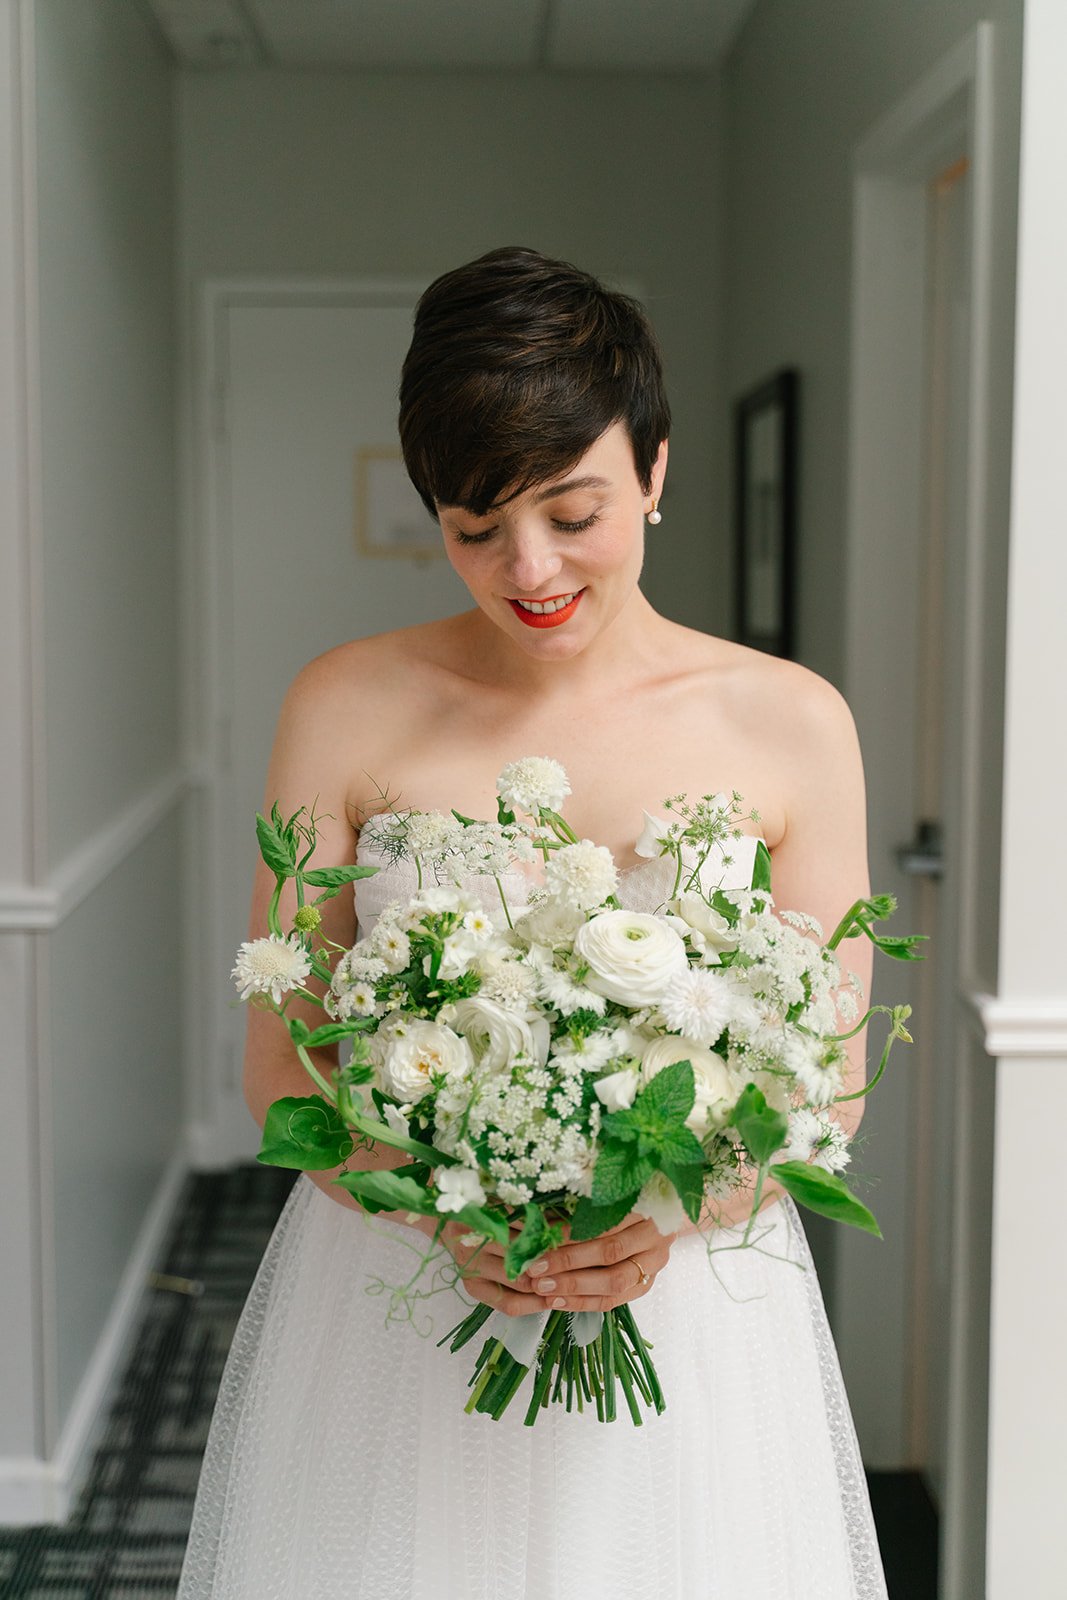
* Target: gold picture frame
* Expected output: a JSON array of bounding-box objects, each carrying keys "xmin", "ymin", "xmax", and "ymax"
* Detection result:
[{"xmin": 354, "ymin": 446, "xmax": 442, "ymax": 560}]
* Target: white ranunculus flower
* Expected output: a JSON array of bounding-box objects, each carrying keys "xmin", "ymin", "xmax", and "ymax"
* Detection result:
[
  {"xmin": 635, "ymin": 1170, "xmax": 688, "ymax": 1236},
  {"xmin": 573, "ymin": 911, "xmax": 689, "ymax": 1007},
  {"xmin": 496, "ymin": 756, "xmax": 571, "ymax": 816},
  {"xmin": 443, "ymin": 996, "xmax": 550, "ymax": 1072},
  {"xmin": 435, "ymin": 1165, "xmax": 486, "ymax": 1214},
  {"xmin": 378, "ymin": 1019, "xmax": 473, "ymax": 1103},
  {"xmin": 594, "ymin": 1067, "xmax": 641, "ymax": 1112},
  {"xmin": 232, "ymin": 933, "xmax": 312, "ymax": 1005},
  {"xmin": 545, "ymin": 840, "xmax": 618, "ymax": 910},
  {"xmin": 640, "ymin": 1034, "xmax": 742, "ymax": 1135}
]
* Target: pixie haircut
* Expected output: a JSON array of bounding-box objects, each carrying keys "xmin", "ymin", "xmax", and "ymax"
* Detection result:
[{"xmin": 398, "ymin": 246, "xmax": 671, "ymax": 519}]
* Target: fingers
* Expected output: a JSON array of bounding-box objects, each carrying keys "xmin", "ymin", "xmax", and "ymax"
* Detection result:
[
  {"xmin": 526, "ymin": 1215, "xmax": 668, "ymax": 1278},
  {"xmin": 463, "ymin": 1275, "xmax": 549, "ymax": 1319},
  {"xmin": 526, "ymin": 1229, "xmax": 674, "ymax": 1313}
]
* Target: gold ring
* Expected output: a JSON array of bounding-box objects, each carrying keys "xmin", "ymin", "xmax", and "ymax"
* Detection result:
[{"xmin": 632, "ymin": 1256, "xmax": 651, "ymax": 1289}]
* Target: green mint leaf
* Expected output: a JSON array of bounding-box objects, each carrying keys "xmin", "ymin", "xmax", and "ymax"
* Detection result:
[
  {"xmin": 258, "ymin": 1095, "xmax": 353, "ymax": 1170},
  {"xmin": 569, "ymin": 1194, "xmax": 637, "ymax": 1242},
  {"xmin": 591, "ymin": 1142, "xmax": 656, "ymax": 1206},
  {"xmin": 636, "ymin": 1058, "xmax": 696, "ymax": 1126},
  {"xmin": 771, "ymin": 1161, "xmax": 882, "ymax": 1237},
  {"xmin": 657, "ymin": 1123, "xmax": 706, "ymax": 1169},
  {"xmin": 658, "ymin": 1158, "xmax": 705, "ymax": 1224}
]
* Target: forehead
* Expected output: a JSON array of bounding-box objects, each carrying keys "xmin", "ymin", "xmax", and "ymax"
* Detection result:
[{"xmin": 437, "ymin": 420, "xmax": 636, "ymax": 513}]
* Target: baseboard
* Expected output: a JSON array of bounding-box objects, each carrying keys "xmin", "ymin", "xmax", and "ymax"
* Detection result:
[{"xmin": 0, "ymin": 1149, "xmax": 189, "ymax": 1526}]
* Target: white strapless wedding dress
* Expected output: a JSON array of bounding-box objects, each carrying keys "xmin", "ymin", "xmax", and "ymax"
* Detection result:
[{"xmin": 178, "ymin": 838, "xmax": 889, "ymax": 1600}]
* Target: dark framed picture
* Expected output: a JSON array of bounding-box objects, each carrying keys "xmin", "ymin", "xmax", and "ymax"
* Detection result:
[{"xmin": 733, "ymin": 368, "xmax": 799, "ymax": 658}]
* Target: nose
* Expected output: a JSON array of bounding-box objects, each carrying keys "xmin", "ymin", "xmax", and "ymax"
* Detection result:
[{"xmin": 500, "ymin": 525, "xmax": 564, "ymax": 595}]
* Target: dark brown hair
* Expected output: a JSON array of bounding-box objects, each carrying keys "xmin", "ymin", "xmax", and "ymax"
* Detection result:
[{"xmin": 398, "ymin": 246, "xmax": 671, "ymax": 518}]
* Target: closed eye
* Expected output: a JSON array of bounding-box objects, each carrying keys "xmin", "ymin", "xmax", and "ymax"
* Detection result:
[{"xmin": 454, "ymin": 512, "xmax": 599, "ymax": 546}]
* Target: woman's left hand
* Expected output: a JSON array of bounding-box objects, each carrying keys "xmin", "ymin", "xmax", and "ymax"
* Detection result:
[{"xmin": 519, "ymin": 1214, "xmax": 675, "ymax": 1313}]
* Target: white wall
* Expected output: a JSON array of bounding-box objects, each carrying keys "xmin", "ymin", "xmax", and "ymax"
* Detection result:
[
  {"xmin": 176, "ymin": 67, "xmax": 726, "ymax": 635},
  {"xmin": 0, "ymin": 0, "xmax": 185, "ymax": 1522},
  {"xmin": 719, "ymin": 0, "xmax": 1024, "ymax": 1591}
]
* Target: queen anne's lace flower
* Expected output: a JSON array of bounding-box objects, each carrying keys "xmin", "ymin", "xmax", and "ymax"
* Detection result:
[
  {"xmin": 232, "ymin": 933, "xmax": 311, "ymax": 1005},
  {"xmin": 496, "ymin": 756, "xmax": 571, "ymax": 816}
]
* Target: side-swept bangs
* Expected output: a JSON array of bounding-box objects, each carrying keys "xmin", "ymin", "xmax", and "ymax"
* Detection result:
[{"xmin": 398, "ymin": 247, "xmax": 671, "ymax": 518}]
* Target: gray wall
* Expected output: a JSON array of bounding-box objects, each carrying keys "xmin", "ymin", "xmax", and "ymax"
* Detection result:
[
  {"xmin": 177, "ymin": 67, "xmax": 726, "ymax": 634},
  {"xmin": 32, "ymin": 0, "xmax": 183, "ymax": 1441}
]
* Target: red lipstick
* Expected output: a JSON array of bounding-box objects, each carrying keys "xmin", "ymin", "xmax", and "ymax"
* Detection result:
[{"xmin": 507, "ymin": 590, "xmax": 585, "ymax": 629}]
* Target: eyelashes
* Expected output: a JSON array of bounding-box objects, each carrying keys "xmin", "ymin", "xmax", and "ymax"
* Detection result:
[{"xmin": 454, "ymin": 513, "xmax": 601, "ymax": 547}]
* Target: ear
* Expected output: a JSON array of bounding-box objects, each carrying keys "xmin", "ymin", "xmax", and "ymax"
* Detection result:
[{"xmin": 650, "ymin": 438, "xmax": 669, "ymax": 499}]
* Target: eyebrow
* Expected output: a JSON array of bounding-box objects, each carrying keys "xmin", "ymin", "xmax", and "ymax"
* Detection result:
[{"xmin": 441, "ymin": 474, "xmax": 611, "ymax": 516}]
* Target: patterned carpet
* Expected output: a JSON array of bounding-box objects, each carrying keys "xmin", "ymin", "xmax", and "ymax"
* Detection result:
[
  {"xmin": 0, "ymin": 1167, "xmax": 937, "ymax": 1598},
  {"xmin": 0, "ymin": 1168, "xmax": 297, "ymax": 1598}
]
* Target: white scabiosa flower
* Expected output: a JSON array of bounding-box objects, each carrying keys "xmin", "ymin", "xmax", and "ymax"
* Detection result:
[
  {"xmin": 545, "ymin": 840, "xmax": 618, "ymax": 910},
  {"xmin": 232, "ymin": 933, "xmax": 312, "ymax": 1005},
  {"xmin": 435, "ymin": 1165, "xmax": 486, "ymax": 1214},
  {"xmin": 496, "ymin": 756, "xmax": 571, "ymax": 816},
  {"xmin": 658, "ymin": 966, "xmax": 736, "ymax": 1047}
]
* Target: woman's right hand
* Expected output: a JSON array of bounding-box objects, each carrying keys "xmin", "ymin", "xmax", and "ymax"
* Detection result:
[{"xmin": 426, "ymin": 1218, "xmax": 549, "ymax": 1318}]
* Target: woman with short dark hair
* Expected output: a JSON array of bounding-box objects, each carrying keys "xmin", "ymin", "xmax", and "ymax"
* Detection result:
[{"xmin": 179, "ymin": 247, "xmax": 887, "ymax": 1599}]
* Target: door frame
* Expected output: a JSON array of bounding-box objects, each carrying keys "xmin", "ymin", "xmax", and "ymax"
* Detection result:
[{"xmin": 841, "ymin": 24, "xmax": 996, "ymax": 1597}]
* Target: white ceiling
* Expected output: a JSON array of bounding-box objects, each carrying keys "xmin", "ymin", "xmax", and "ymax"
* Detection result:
[{"xmin": 141, "ymin": 0, "xmax": 759, "ymax": 73}]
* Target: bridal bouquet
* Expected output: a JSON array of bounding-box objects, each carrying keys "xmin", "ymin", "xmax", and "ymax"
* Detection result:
[{"xmin": 233, "ymin": 757, "xmax": 922, "ymax": 1425}]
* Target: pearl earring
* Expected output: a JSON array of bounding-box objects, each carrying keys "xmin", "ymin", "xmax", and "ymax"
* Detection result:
[{"xmin": 647, "ymin": 499, "xmax": 662, "ymax": 525}]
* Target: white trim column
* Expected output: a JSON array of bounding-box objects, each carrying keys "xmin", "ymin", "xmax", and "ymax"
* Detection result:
[
  {"xmin": 0, "ymin": 0, "xmax": 47, "ymax": 1491},
  {"xmin": 986, "ymin": 0, "xmax": 1067, "ymax": 1591}
]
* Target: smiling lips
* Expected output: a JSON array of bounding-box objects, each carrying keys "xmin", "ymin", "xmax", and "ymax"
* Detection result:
[{"xmin": 507, "ymin": 590, "xmax": 585, "ymax": 628}]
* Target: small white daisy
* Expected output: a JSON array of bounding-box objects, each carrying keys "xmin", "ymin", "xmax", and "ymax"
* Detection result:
[{"xmin": 659, "ymin": 966, "xmax": 735, "ymax": 1047}]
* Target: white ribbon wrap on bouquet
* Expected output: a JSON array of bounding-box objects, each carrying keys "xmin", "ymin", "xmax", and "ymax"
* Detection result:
[{"xmin": 486, "ymin": 1307, "xmax": 604, "ymax": 1367}]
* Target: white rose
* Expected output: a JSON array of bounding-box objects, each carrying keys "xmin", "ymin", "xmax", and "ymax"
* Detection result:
[
  {"xmin": 668, "ymin": 894, "xmax": 739, "ymax": 962},
  {"xmin": 435, "ymin": 1165, "xmax": 486, "ymax": 1214},
  {"xmin": 593, "ymin": 1066, "xmax": 641, "ymax": 1113},
  {"xmin": 378, "ymin": 1019, "xmax": 473, "ymax": 1103},
  {"xmin": 640, "ymin": 1035, "xmax": 742, "ymax": 1136},
  {"xmin": 635, "ymin": 1170, "xmax": 688, "ymax": 1236},
  {"xmin": 443, "ymin": 996, "xmax": 550, "ymax": 1072},
  {"xmin": 574, "ymin": 911, "xmax": 689, "ymax": 1007}
]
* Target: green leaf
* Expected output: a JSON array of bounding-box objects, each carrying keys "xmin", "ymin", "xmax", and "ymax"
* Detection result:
[
  {"xmin": 657, "ymin": 1123, "xmax": 707, "ymax": 1169},
  {"xmin": 569, "ymin": 1194, "xmax": 636, "ymax": 1242},
  {"xmin": 303, "ymin": 864, "xmax": 379, "ymax": 888},
  {"xmin": 504, "ymin": 1203, "xmax": 564, "ymax": 1280},
  {"xmin": 710, "ymin": 888, "xmax": 741, "ymax": 921},
  {"xmin": 256, "ymin": 811, "xmax": 295, "ymax": 877},
  {"xmin": 731, "ymin": 1081, "xmax": 789, "ymax": 1164},
  {"xmin": 771, "ymin": 1161, "xmax": 882, "ymax": 1237},
  {"xmin": 751, "ymin": 838, "xmax": 773, "ymax": 893},
  {"xmin": 303, "ymin": 1020, "xmax": 374, "ymax": 1049},
  {"xmin": 870, "ymin": 932, "xmax": 929, "ymax": 961},
  {"xmin": 287, "ymin": 1016, "xmax": 311, "ymax": 1046},
  {"xmin": 658, "ymin": 1158, "xmax": 705, "ymax": 1224},
  {"xmin": 599, "ymin": 1108, "xmax": 639, "ymax": 1143},
  {"xmin": 636, "ymin": 1059, "xmax": 696, "ymax": 1127},
  {"xmin": 591, "ymin": 1141, "xmax": 656, "ymax": 1206},
  {"xmin": 451, "ymin": 1203, "xmax": 511, "ymax": 1248},
  {"xmin": 258, "ymin": 1095, "xmax": 353, "ymax": 1170},
  {"xmin": 334, "ymin": 1167, "xmax": 437, "ymax": 1216}
]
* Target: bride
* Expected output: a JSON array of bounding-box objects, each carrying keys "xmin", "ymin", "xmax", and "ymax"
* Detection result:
[{"xmin": 178, "ymin": 246, "xmax": 887, "ymax": 1598}]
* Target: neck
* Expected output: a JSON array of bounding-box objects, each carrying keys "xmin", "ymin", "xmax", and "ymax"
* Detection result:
[{"xmin": 458, "ymin": 587, "xmax": 671, "ymax": 701}]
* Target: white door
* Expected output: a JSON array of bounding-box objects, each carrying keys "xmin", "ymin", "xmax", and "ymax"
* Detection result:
[
  {"xmin": 198, "ymin": 289, "xmax": 470, "ymax": 1160},
  {"xmin": 842, "ymin": 29, "xmax": 998, "ymax": 1600}
]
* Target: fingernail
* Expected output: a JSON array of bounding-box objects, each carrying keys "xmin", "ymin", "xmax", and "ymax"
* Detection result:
[
  {"xmin": 536, "ymin": 1278, "xmax": 556, "ymax": 1293},
  {"xmin": 529, "ymin": 1259, "xmax": 549, "ymax": 1276},
  {"xmin": 552, "ymin": 1297, "xmax": 567, "ymax": 1309}
]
